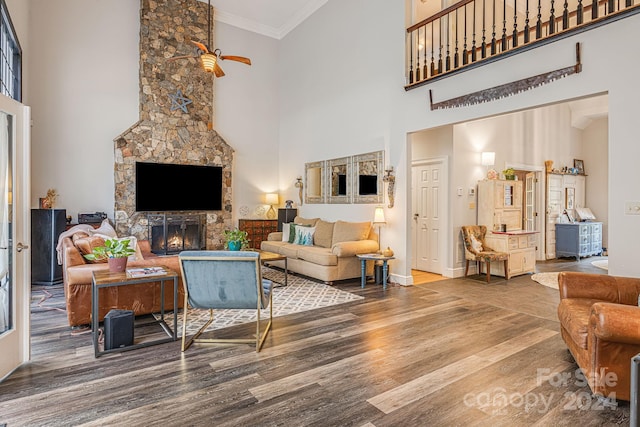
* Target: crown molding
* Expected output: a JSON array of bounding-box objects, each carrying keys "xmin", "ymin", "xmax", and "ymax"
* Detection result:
[{"xmin": 214, "ymin": 0, "xmax": 328, "ymax": 40}]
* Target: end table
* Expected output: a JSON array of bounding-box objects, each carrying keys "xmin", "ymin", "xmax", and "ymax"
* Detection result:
[{"xmin": 356, "ymin": 254, "xmax": 395, "ymax": 290}]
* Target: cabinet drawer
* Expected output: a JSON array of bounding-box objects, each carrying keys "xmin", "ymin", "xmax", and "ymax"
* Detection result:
[
  {"xmin": 518, "ymin": 236, "xmax": 529, "ymax": 249},
  {"xmin": 579, "ymin": 243, "xmax": 590, "ymax": 255},
  {"xmin": 591, "ymin": 243, "xmax": 602, "ymax": 253},
  {"xmin": 580, "ymin": 234, "xmax": 590, "ymax": 244},
  {"xmin": 590, "ymin": 223, "xmax": 602, "ymax": 233},
  {"xmin": 579, "ymin": 224, "xmax": 590, "ymax": 235},
  {"xmin": 528, "ymin": 235, "xmax": 537, "ymax": 246},
  {"xmin": 508, "ymin": 237, "xmax": 518, "ymax": 250},
  {"xmin": 591, "ymin": 232, "xmax": 601, "ymax": 243}
]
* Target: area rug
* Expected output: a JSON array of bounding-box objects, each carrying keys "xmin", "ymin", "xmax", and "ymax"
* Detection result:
[
  {"xmin": 530, "ymin": 272, "xmax": 559, "ymax": 289},
  {"xmin": 157, "ymin": 267, "xmax": 364, "ymax": 335},
  {"xmin": 592, "ymin": 259, "xmax": 608, "ymax": 270}
]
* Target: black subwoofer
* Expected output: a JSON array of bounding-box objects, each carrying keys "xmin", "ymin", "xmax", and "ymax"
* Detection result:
[{"xmin": 104, "ymin": 309, "xmax": 134, "ymax": 350}]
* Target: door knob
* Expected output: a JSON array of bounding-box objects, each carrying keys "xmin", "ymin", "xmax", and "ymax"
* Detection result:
[
  {"xmin": 413, "ymin": 213, "xmax": 419, "ymax": 219},
  {"xmin": 16, "ymin": 242, "xmax": 29, "ymax": 252}
]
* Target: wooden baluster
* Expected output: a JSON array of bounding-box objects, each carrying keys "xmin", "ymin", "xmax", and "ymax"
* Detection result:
[
  {"xmin": 502, "ymin": 0, "xmax": 507, "ymax": 50},
  {"xmin": 454, "ymin": 9, "xmax": 460, "ymax": 68},
  {"xmin": 438, "ymin": 19, "xmax": 443, "ymax": 73},
  {"xmin": 491, "ymin": 0, "xmax": 497, "ymax": 54},
  {"xmin": 463, "ymin": 3, "xmax": 469, "ymax": 65},
  {"xmin": 536, "ymin": 0, "xmax": 543, "ymax": 38},
  {"xmin": 481, "ymin": 0, "xmax": 487, "ymax": 58},
  {"xmin": 592, "ymin": 0, "xmax": 598, "ymax": 19},
  {"xmin": 513, "ymin": 0, "xmax": 519, "ymax": 47},
  {"xmin": 524, "ymin": 0, "xmax": 531, "ymax": 43},
  {"xmin": 409, "ymin": 31, "xmax": 414, "ymax": 84},
  {"xmin": 577, "ymin": 0, "xmax": 583, "ymax": 25},
  {"xmin": 430, "ymin": 23, "xmax": 436, "ymax": 76},
  {"xmin": 415, "ymin": 28, "xmax": 421, "ymax": 82},
  {"xmin": 549, "ymin": 0, "xmax": 556, "ymax": 35},
  {"xmin": 472, "ymin": 0, "xmax": 477, "ymax": 62},
  {"xmin": 562, "ymin": 0, "xmax": 569, "ymax": 29},
  {"xmin": 422, "ymin": 25, "xmax": 428, "ymax": 80},
  {"xmin": 446, "ymin": 13, "xmax": 451, "ymax": 71}
]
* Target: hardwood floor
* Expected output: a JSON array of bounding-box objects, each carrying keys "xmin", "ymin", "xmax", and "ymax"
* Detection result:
[{"xmin": 0, "ymin": 257, "xmax": 629, "ymax": 426}]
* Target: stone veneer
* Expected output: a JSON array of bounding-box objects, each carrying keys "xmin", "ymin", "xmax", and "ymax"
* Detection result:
[{"xmin": 114, "ymin": 0, "xmax": 232, "ymax": 249}]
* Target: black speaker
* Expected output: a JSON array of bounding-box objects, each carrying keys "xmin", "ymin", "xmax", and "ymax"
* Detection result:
[{"xmin": 104, "ymin": 309, "xmax": 134, "ymax": 350}]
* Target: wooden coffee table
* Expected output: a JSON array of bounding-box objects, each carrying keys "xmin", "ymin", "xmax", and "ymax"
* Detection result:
[{"xmin": 254, "ymin": 249, "xmax": 288, "ymax": 287}]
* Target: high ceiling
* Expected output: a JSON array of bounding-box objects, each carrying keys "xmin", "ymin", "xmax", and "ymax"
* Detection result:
[{"xmin": 209, "ymin": 0, "xmax": 328, "ymax": 39}]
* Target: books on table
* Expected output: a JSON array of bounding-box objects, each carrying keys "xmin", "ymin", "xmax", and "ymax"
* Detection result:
[{"xmin": 127, "ymin": 266, "xmax": 166, "ymax": 278}]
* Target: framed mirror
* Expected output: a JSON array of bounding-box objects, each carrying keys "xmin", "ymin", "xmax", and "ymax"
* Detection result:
[
  {"xmin": 327, "ymin": 157, "xmax": 351, "ymax": 204},
  {"xmin": 305, "ymin": 161, "xmax": 325, "ymax": 204},
  {"xmin": 353, "ymin": 150, "xmax": 384, "ymax": 204}
]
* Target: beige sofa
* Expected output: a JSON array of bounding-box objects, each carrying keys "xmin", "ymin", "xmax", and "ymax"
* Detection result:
[{"xmin": 260, "ymin": 217, "xmax": 379, "ymax": 284}]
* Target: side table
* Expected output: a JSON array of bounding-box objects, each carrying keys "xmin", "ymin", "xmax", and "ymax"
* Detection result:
[
  {"xmin": 91, "ymin": 266, "xmax": 178, "ymax": 357},
  {"xmin": 356, "ymin": 254, "xmax": 395, "ymax": 290}
]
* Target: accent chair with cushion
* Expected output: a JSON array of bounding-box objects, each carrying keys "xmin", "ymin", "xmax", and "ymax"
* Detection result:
[
  {"xmin": 558, "ymin": 271, "xmax": 640, "ymax": 401},
  {"xmin": 461, "ymin": 225, "xmax": 509, "ymax": 282},
  {"xmin": 178, "ymin": 251, "xmax": 273, "ymax": 352}
]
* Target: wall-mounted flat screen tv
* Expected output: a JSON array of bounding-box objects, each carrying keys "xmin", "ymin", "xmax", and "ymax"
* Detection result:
[{"xmin": 135, "ymin": 162, "xmax": 223, "ymax": 211}]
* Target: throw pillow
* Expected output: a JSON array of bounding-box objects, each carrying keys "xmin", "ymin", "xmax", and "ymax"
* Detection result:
[
  {"xmin": 332, "ymin": 220, "xmax": 372, "ymax": 245},
  {"xmin": 294, "ymin": 217, "xmax": 319, "ymax": 227},
  {"xmin": 71, "ymin": 231, "xmax": 90, "ymax": 243},
  {"xmin": 313, "ymin": 220, "xmax": 334, "ymax": 248},
  {"xmin": 470, "ymin": 234, "xmax": 483, "ymax": 252},
  {"xmin": 74, "ymin": 235, "xmax": 107, "ymax": 263},
  {"xmin": 90, "ymin": 219, "xmax": 117, "ymax": 238},
  {"xmin": 293, "ymin": 225, "xmax": 315, "ymax": 246},
  {"xmin": 282, "ymin": 223, "xmax": 291, "ymax": 242}
]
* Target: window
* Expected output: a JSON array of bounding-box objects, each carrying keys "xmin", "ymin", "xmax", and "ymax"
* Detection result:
[{"xmin": 0, "ymin": 0, "xmax": 21, "ymax": 101}]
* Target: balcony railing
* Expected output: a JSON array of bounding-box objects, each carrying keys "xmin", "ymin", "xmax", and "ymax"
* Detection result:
[{"xmin": 406, "ymin": 0, "xmax": 640, "ymax": 89}]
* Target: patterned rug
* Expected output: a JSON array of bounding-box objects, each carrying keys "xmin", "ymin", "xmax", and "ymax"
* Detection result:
[
  {"xmin": 531, "ymin": 272, "xmax": 559, "ymax": 289},
  {"xmin": 157, "ymin": 267, "xmax": 364, "ymax": 335},
  {"xmin": 592, "ymin": 259, "xmax": 608, "ymax": 270}
]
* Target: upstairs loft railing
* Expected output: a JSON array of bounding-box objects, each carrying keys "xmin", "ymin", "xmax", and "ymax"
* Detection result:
[{"xmin": 406, "ymin": 0, "xmax": 640, "ymax": 89}]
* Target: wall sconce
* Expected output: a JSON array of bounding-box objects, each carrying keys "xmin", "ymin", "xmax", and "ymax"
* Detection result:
[
  {"xmin": 265, "ymin": 193, "xmax": 278, "ymax": 219},
  {"xmin": 481, "ymin": 152, "xmax": 497, "ymax": 180},
  {"xmin": 373, "ymin": 206, "xmax": 386, "ymax": 252},
  {"xmin": 383, "ymin": 167, "xmax": 395, "ymax": 208},
  {"xmin": 294, "ymin": 176, "xmax": 304, "ymax": 206}
]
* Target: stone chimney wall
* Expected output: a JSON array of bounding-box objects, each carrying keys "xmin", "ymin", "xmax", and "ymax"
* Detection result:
[{"xmin": 114, "ymin": 0, "xmax": 231, "ymax": 249}]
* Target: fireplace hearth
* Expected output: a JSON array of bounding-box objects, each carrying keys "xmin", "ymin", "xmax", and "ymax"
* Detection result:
[{"xmin": 148, "ymin": 214, "xmax": 204, "ymax": 255}]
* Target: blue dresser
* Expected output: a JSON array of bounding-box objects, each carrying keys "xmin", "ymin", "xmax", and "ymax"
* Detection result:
[{"xmin": 555, "ymin": 222, "xmax": 603, "ymax": 261}]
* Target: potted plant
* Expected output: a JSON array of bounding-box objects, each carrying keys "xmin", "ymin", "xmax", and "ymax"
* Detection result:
[
  {"xmin": 502, "ymin": 168, "xmax": 516, "ymax": 180},
  {"xmin": 223, "ymin": 229, "xmax": 250, "ymax": 251},
  {"xmin": 84, "ymin": 238, "xmax": 136, "ymax": 272}
]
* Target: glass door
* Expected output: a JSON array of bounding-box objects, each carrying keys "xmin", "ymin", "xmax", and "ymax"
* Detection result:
[{"xmin": 0, "ymin": 93, "xmax": 30, "ymax": 381}]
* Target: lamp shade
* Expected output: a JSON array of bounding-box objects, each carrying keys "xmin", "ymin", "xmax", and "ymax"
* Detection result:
[
  {"xmin": 265, "ymin": 193, "xmax": 279, "ymax": 205},
  {"xmin": 373, "ymin": 206, "xmax": 386, "ymax": 224},
  {"xmin": 481, "ymin": 152, "xmax": 495, "ymax": 166},
  {"xmin": 200, "ymin": 53, "xmax": 217, "ymax": 73}
]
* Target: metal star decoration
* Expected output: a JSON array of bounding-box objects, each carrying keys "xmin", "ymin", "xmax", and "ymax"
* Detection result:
[{"xmin": 168, "ymin": 89, "xmax": 192, "ymax": 113}]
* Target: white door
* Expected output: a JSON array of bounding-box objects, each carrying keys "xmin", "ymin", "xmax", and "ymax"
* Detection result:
[
  {"xmin": 412, "ymin": 160, "xmax": 445, "ymax": 273},
  {"xmin": 525, "ymin": 172, "xmax": 536, "ymax": 231},
  {"xmin": 546, "ymin": 174, "xmax": 563, "ymax": 259},
  {"xmin": 0, "ymin": 94, "xmax": 30, "ymax": 381}
]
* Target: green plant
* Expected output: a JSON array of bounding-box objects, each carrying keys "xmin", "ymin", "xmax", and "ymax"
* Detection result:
[
  {"xmin": 502, "ymin": 168, "xmax": 515, "ymax": 176},
  {"xmin": 223, "ymin": 228, "xmax": 250, "ymax": 250},
  {"xmin": 83, "ymin": 238, "xmax": 136, "ymax": 261}
]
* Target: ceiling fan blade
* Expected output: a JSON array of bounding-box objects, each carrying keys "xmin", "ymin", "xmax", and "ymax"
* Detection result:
[
  {"xmin": 190, "ymin": 40, "xmax": 209, "ymax": 53},
  {"xmin": 213, "ymin": 62, "xmax": 225, "ymax": 78},
  {"xmin": 167, "ymin": 55, "xmax": 198, "ymax": 62},
  {"xmin": 219, "ymin": 55, "xmax": 252, "ymax": 66}
]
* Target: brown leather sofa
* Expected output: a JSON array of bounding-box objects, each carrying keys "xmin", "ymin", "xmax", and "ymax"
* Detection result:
[
  {"xmin": 61, "ymin": 237, "xmax": 184, "ymax": 327},
  {"xmin": 557, "ymin": 271, "xmax": 640, "ymax": 401}
]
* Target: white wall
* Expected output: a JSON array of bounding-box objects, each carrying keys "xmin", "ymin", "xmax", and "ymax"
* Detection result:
[
  {"xmin": 25, "ymin": 1, "xmax": 279, "ymax": 226},
  {"xmin": 582, "ymin": 117, "xmax": 608, "ymax": 248},
  {"xmin": 278, "ymin": 0, "xmax": 639, "ymax": 280}
]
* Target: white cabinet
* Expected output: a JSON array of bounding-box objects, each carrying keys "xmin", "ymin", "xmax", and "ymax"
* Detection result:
[
  {"xmin": 555, "ymin": 222, "xmax": 603, "ymax": 260},
  {"xmin": 545, "ymin": 173, "xmax": 588, "ymax": 259},
  {"xmin": 484, "ymin": 231, "xmax": 537, "ymax": 277},
  {"xmin": 478, "ymin": 180, "xmax": 523, "ymax": 232}
]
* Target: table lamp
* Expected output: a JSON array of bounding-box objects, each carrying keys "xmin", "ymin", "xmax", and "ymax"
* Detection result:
[
  {"xmin": 265, "ymin": 193, "xmax": 278, "ymax": 219},
  {"xmin": 373, "ymin": 206, "xmax": 386, "ymax": 253}
]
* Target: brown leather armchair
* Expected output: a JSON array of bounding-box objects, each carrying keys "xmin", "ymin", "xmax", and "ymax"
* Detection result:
[{"xmin": 557, "ymin": 271, "xmax": 640, "ymax": 401}]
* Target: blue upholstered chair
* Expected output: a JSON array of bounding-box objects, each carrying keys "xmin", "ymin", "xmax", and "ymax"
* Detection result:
[{"xmin": 178, "ymin": 251, "xmax": 273, "ymax": 352}]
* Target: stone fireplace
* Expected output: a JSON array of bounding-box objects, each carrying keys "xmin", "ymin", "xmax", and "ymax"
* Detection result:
[{"xmin": 113, "ymin": 0, "xmax": 231, "ymax": 249}]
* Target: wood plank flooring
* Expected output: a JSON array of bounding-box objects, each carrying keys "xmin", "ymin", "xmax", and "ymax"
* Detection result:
[{"xmin": 0, "ymin": 256, "xmax": 629, "ymax": 426}]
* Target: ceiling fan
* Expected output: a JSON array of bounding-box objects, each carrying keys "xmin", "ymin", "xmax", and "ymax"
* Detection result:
[{"xmin": 168, "ymin": 0, "xmax": 251, "ymax": 77}]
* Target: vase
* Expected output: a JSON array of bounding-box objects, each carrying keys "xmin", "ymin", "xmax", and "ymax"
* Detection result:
[
  {"xmin": 228, "ymin": 241, "xmax": 242, "ymax": 251},
  {"xmin": 108, "ymin": 257, "xmax": 128, "ymax": 273}
]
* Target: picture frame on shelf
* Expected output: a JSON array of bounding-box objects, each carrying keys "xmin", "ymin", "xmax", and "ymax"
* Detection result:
[
  {"xmin": 566, "ymin": 187, "xmax": 575, "ymax": 210},
  {"xmin": 574, "ymin": 159, "xmax": 585, "ymax": 175}
]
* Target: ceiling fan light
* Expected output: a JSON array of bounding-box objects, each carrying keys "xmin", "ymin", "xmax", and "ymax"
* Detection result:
[{"xmin": 200, "ymin": 53, "xmax": 217, "ymax": 72}]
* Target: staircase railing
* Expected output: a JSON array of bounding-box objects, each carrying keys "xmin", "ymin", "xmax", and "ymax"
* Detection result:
[{"xmin": 406, "ymin": 0, "xmax": 640, "ymax": 89}]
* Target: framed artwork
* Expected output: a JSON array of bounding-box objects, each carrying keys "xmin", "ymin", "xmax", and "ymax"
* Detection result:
[
  {"xmin": 566, "ymin": 187, "xmax": 575, "ymax": 210},
  {"xmin": 574, "ymin": 159, "xmax": 585, "ymax": 175}
]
